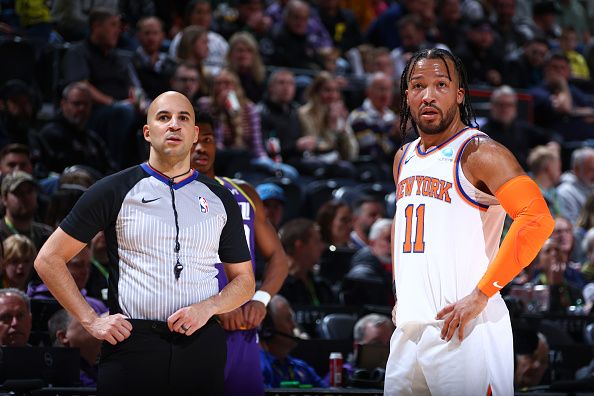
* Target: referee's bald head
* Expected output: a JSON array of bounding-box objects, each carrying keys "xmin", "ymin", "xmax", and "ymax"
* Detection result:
[{"xmin": 147, "ymin": 91, "xmax": 195, "ymax": 124}]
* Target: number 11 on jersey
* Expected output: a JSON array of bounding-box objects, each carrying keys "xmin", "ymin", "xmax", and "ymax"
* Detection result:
[{"xmin": 402, "ymin": 204, "xmax": 425, "ymax": 253}]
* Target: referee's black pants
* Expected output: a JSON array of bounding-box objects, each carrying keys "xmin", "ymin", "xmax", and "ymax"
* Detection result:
[{"xmin": 97, "ymin": 318, "xmax": 225, "ymax": 396}]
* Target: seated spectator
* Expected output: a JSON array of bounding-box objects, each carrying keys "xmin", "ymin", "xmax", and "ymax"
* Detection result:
[
  {"xmin": 216, "ymin": 0, "xmax": 272, "ymax": 41},
  {"xmin": 0, "ymin": 144, "xmax": 33, "ymax": 176},
  {"xmin": 168, "ymin": 0, "xmax": 229, "ymax": 73},
  {"xmin": 61, "ymin": 8, "xmax": 139, "ymax": 169},
  {"xmin": 1, "ymin": 235, "xmax": 36, "ymax": 291},
  {"xmin": 350, "ymin": 196, "xmax": 385, "ymax": 250},
  {"xmin": 256, "ymin": 183, "xmax": 286, "ymax": 230},
  {"xmin": 316, "ymin": 0, "xmax": 362, "ymax": 53},
  {"xmin": 482, "ymin": 85, "xmax": 558, "ymax": 170},
  {"xmin": 553, "ymin": 215, "xmax": 582, "ymax": 264},
  {"xmin": 341, "ymin": 219, "xmax": 394, "ymax": 306},
  {"xmin": 259, "ymin": 295, "xmax": 327, "ymax": 388},
  {"xmin": 559, "ymin": 27, "xmax": 590, "ymax": 81},
  {"xmin": 88, "ymin": 231, "xmax": 109, "ymax": 302},
  {"xmin": 226, "ymin": 32, "xmax": 266, "ymax": 104},
  {"xmin": 297, "ymin": 72, "xmax": 357, "ymax": 178},
  {"xmin": 527, "ymin": 145, "xmax": 562, "ymax": 215},
  {"xmin": 436, "ymin": 0, "xmax": 466, "ymax": 54},
  {"xmin": 176, "ymin": 25, "xmax": 210, "ymax": 97},
  {"xmin": 491, "ymin": 0, "xmax": 532, "ymax": 55},
  {"xmin": 48, "ymin": 309, "xmax": 101, "ymax": 386},
  {"xmin": 261, "ymin": 0, "xmax": 324, "ymax": 70},
  {"xmin": 257, "ymin": 69, "xmax": 305, "ymax": 167},
  {"xmin": 346, "ymin": 72, "xmax": 397, "ymax": 165},
  {"xmin": 580, "ymin": 227, "xmax": 594, "ymax": 282},
  {"xmin": 503, "ymin": 37, "xmax": 549, "ymax": 89},
  {"xmin": 132, "ymin": 16, "xmax": 176, "ymax": 101},
  {"xmin": 528, "ymin": 0, "xmax": 561, "ymax": 48},
  {"xmin": 266, "ymin": 0, "xmax": 332, "ymax": 50},
  {"xmin": 199, "ymin": 69, "xmax": 298, "ymax": 179},
  {"xmin": 513, "ymin": 323, "xmax": 549, "ymax": 389},
  {"xmin": 0, "ymin": 171, "xmax": 53, "ymax": 251},
  {"xmin": 28, "ymin": 246, "xmax": 107, "ymax": 315},
  {"xmin": 316, "ymin": 200, "xmax": 353, "ymax": 249},
  {"xmin": 556, "ymin": 146, "xmax": 594, "ymax": 224},
  {"xmin": 43, "ymin": 187, "xmax": 85, "ymax": 229},
  {"xmin": 0, "ymin": 80, "xmax": 43, "ymax": 171},
  {"xmin": 170, "ymin": 63, "xmax": 202, "ymax": 107},
  {"xmin": 38, "ymin": 82, "xmax": 117, "ymax": 176},
  {"xmin": 532, "ymin": 238, "xmax": 584, "ymax": 313},
  {"xmin": 278, "ymin": 219, "xmax": 334, "ymax": 307},
  {"xmin": 0, "ymin": 288, "xmax": 32, "ymax": 346}
]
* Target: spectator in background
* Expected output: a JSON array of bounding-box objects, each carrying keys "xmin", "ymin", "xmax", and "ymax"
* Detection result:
[
  {"xmin": 528, "ymin": 0, "xmax": 562, "ymax": 47},
  {"xmin": 556, "ymin": 146, "xmax": 594, "ymax": 224},
  {"xmin": 43, "ymin": 188, "xmax": 85, "ymax": 229},
  {"xmin": 341, "ymin": 219, "xmax": 394, "ymax": 306},
  {"xmin": 199, "ymin": 69, "xmax": 298, "ymax": 179},
  {"xmin": 259, "ymin": 295, "xmax": 327, "ymax": 388},
  {"xmin": 0, "ymin": 80, "xmax": 42, "ymax": 169},
  {"xmin": 368, "ymin": 47, "xmax": 395, "ymax": 77},
  {"xmin": 558, "ymin": 0, "xmax": 590, "ymax": 46},
  {"xmin": 132, "ymin": 16, "xmax": 176, "ymax": 101},
  {"xmin": 62, "ymin": 7, "xmax": 138, "ymax": 170},
  {"xmin": 87, "ymin": 231, "xmax": 108, "ymax": 302},
  {"xmin": 530, "ymin": 53, "xmax": 594, "ymax": 139},
  {"xmin": 258, "ymin": 69, "xmax": 305, "ymax": 167},
  {"xmin": 580, "ymin": 227, "xmax": 594, "ymax": 282},
  {"xmin": 0, "ymin": 288, "xmax": 32, "ymax": 346},
  {"xmin": 168, "ymin": 0, "xmax": 229, "ymax": 74},
  {"xmin": 492, "ymin": 0, "xmax": 532, "ymax": 56},
  {"xmin": 350, "ymin": 196, "xmax": 385, "ymax": 250},
  {"xmin": 298, "ymin": 72, "xmax": 357, "ymax": 177},
  {"xmin": 457, "ymin": 19, "xmax": 504, "ymax": 86},
  {"xmin": 48, "ymin": 309, "xmax": 101, "ymax": 386},
  {"xmin": 316, "ymin": 0, "xmax": 362, "ymax": 54},
  {"xmin": 0, "ymin": 144, "xmax": 33, "ymax": 176},
  {"xmin": 256, "ymin": 183, "xmax": 286, "ymax": 230},
  {"xmin": 170, "ymin": 63, "xmax": 202, "ymax": 106},
  {"xmin": 553, "ymin": 215, "xmax": 582, "ymax": 264},
  {"xmin": 513, "ymin": 323, "xmax": 549, "ymax": 389},
  {"xmin": 482, "ymin": 85, "xmax": 556, "ymax": 169},
  {"xmin": 265, "ymin": 0, "xmax": 332, "ymax": 50},
  {"xmin": 278, "ymin": 219, "xmax": 334, "ymax": 307},
  {"xmin": 28, "ymin": 245, "xmax": 107, "ymax": 315},
  {"xmin": 503, "ymin": 37, "xmax": 550, "ymax": 89},
  {"xmin": 435, "ymin": 0, "xmax": 466, "ymax": 54},
  {"xmin": 261, "ymin": 0, "xmax": 324, "ymax": 71},
  {"xmin": 226, "ymin": 32, "xmax": 266, "ymax": 104},
  {"xmin": 0, "ymin": 171, "xmax": 52, "ymax": 251},
  {"xmin": 1, "ymin": 235, "xmax": 36, "ymax": 291},
  {"xmin": 347, "ymin": 72, "xmax": 397, "ymax": 165},
  {"xmin": 217, "ymin": 0, "xmax": 271, "ymax": 41},
  {"xmin": 176, "ymin": 25, "xmax": 210, "ymax": 97},
  {"xmin": 38, "ymin": 82, "xmax": 117, "ymax": 176},
  {"xmin": 558, "ymin": 27, "xmax": 591, "ymax": 81},
  {"xmin": 527, "ymin": 145, "xmax": 562, "ymax": 215},
  {"xmin": 316, "ymin": 200, "xmax": 353, "ymax": 249}
]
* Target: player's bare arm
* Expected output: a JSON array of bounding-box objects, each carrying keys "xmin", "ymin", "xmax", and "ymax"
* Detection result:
[
  {"xmin": 238, "ymin": 181, "xmax": 289, "ymax": 329},
  {"xmin": 35, "ymin": 228, "xmax": 133, "ymax": 345},
  {"xmin": 391, "ymin": 146, "xmax": 405, "ymax": 327},
  {"xmin": 437, "ymin": 137, "xmax": 554, "ymax": 341}
]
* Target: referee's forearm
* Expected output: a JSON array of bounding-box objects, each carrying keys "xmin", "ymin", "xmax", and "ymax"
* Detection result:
[{"xmin": 211, "ymin": 267, "xmax": 255, "ymax": 314}]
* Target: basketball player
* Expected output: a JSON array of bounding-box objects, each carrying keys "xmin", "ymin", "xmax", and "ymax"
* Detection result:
[
  {"xmin": 386, "ymin": 49, "xmax": 554, "ymax": 395},
  {"xmin": 192, "ymin": 112, "xmax": 289, "ymax": 396}
]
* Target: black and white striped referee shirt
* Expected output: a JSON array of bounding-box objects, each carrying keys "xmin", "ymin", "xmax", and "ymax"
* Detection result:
[{"xmin": 60, "ymin": 163, "xmax": 251, "ymax": 321}]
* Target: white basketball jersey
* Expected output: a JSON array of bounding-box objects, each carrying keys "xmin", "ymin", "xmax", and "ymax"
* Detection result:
[{"xmin": 393, "ymin": 128, "xmax": 506, "ymax": 327}]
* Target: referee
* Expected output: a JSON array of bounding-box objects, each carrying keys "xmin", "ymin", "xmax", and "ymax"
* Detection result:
[{"xmin": 34, "ymin": 91, "xmax": 255, "ymax": 396}]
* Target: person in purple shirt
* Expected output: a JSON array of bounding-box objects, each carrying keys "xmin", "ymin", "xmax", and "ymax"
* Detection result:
[
  {"xmin": 192, "ymin": 111, "xmax": 289, "ymax": 396},
  {"xmin": 28, "ymin": 246, "xmax": 107, "ymax": 315}
]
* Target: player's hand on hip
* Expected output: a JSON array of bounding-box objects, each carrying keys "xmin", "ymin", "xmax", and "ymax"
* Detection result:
[
  {"xmin": 168, "ymin": 301, "xmax": 216, "ymax": 336},
  {"xmin": 242, "ymin": 300, "xmax": 267, "ymax": 329},
  {"xmin": 217, "ymin": 306, "xmax": 246, "ymax": 331},
  {"xmin": 86, "ymin": 313, "xmax": 132, "ymax": 345},
  {"xmin": 435, "ymin": 288, "xmax": 488, "ymax": 342}
]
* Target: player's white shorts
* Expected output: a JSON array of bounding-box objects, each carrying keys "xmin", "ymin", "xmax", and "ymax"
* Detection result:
[{"xmin": 384, "ymin": 298, "xmax": 513, "ymax": 396}]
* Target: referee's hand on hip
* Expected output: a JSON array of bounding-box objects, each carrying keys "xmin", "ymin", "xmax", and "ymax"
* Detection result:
[{"xmin": 84, "ymin": 313, "xmax": 133, "ymax": 345}]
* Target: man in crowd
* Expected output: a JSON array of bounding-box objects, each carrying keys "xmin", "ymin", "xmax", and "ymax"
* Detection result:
[
  {"xmin": 0, "ymin": 144, "xmax": 33, "ymax": 176},
  {"xmin": 350, "ymin": 196, "xmax": 385, "ymax": 249},
  {"xmin": 0, "ymin": 288, "xmax": 32, "ymax": 346},
  {"xmin": 556, "ymin": 146, "xmax": 594, "ymax": 224}
]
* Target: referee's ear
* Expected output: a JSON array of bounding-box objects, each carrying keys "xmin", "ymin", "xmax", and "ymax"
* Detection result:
[
  {"xmin": 143, "ymin": 124, "xmax": 151, "ymax": 143},
  {"xmin": 193, "ymin": 125, "xmax": 199, "ymax": 144}
]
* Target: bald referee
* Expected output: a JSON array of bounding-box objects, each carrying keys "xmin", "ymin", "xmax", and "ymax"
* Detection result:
[{"xmin": 34, "ymin": 91, "xmax": 255, "ymax": 396}]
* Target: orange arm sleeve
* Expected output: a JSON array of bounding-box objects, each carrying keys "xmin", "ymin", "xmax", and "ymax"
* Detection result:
[{"xmin": 477, "ymin": 175, "xmax": 555, "ymax": 297}]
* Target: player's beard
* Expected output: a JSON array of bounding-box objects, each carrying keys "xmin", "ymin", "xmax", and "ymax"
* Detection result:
[{"xmin": 413, "ymin": 103, "xmax": 458, "ymax": 135}]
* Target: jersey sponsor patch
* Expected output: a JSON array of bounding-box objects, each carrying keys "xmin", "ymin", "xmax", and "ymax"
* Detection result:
[{"xmin": 199, "ymin": 196, "xmax": 209, "ymax": 213}]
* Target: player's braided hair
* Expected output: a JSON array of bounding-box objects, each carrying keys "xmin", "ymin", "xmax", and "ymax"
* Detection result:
[{"xmin": 399, "ymin": 48, "xmax": 478, "ymax": 142}]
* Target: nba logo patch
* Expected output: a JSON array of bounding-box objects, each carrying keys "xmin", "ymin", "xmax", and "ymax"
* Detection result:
[{"xmin": 199, "ymin": 197, "xmax": 209, "ymax": 213}]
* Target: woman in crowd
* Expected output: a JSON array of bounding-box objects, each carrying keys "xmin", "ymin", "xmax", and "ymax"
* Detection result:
[
  {"xmin": 1, "ymin": 235, "xmax": 37, "ymax": 291},
  {"xmin": 316, "ymin": 200, "xmax": 353, "ymax": 248},
  {"xmin": 177, "ymin": 25, "xmax": 210, "ymax": 97},
  {"xmin": 226, "ymin": 32, "xmax": 267, "ymax": 103}
]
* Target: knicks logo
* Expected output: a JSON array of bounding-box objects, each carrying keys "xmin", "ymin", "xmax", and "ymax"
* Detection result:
[
  {"xmin": 198, "ymin": 197, "xmax": 209, "ymax": 213},
  {"xmin": 397, "ymin": 175, "xmax": 452, "ymax": 203}
]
